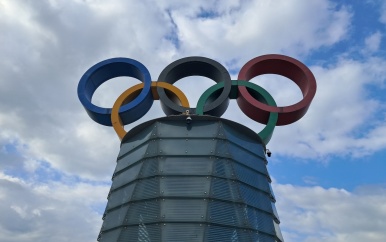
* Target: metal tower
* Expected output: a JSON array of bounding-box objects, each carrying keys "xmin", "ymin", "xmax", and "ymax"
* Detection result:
[{"xmin": 77, "ymin": 55, "xmax": 316, "ymax": 242}]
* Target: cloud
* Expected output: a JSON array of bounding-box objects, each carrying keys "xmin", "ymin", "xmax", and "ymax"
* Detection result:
[
  {"xmin": 364, "ymin": 31, "xmax": 382, "ymax": 53},
  {"xmin": 259, "ymin": 56, "xmax": 386, "ymax": 159},
  {"xmin": 0, "ymin": 173, "xmax": 108, "ymax": 242},
  {"xmin": 274, "ymin": 183, "xmax": 386, "ymax": 242},
  {"xmin": 379, "ymin": 1, "xmax": 386, "ymax": 24},
  {"xmin": 162, "ymin": 0, "xmax": 352, "ymax": 62}
]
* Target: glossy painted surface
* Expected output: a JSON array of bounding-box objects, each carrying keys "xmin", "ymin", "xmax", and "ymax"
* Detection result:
[
  {"xmin": 196, "ymin": 80, "xmax": 278, "ymax": 145},
  {"xmin": 77, "ymin": 58, "xmax": 152, "ymax": 126},
  {"xmin": 78, "ymin": 55, "xmax": 316, "ymax": 144},
  {"xmin": 238, "ymin": 54, "xmax": 317, "ymax": 125},
  {"xmin": 157, "ymin": 56, "xmax": 231, "ymax": 116},
  {"xmin": 111, "ymin": 82, "xmax": 189, "ymax": 140}
]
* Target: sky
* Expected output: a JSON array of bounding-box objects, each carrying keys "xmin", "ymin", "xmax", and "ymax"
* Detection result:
[{"xmin": 1, "ymin": 0, "xmax": 386, "ymax": 241}]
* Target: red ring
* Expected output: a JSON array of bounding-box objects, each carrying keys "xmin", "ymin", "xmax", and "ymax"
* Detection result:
[{"xmin": 237, "ymin": 54, "xmax": 317, "ymax": 125}]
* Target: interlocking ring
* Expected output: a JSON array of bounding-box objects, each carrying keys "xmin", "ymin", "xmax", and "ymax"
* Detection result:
[
  {"xmin": 237, "ymin": 54, "xmax": 317, "ymax": 125},
  {"xmin": 78, "ymin": 55, "xmax": 316, "ymax": 144},
  {"xmin": 77, "ymin": 58, "xmax": 152, "ymax": 126},
  {"xmin": 111, "ymin": 82, "xmax": 189, "ymax": 140},
  {"xmin": 196, "ymin": 80, "xmax": 278, "ymax": 144},
  {"xmin": 157, "ymin": 56, "xmax": 232, "ymax": 116}
]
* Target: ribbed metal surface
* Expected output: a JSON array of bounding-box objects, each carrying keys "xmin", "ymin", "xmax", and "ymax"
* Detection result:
[
  {"xmin": 233, "ymin": 162, "xmax": 271, "ymax": 193},
  {"xmin": 227, "ymin": 143, "xmax": 269, "ymax": 175},
  {"xmin": 117, "ymin": 124, "xmax": 155, "ymax": 158},
  {"xmin": 106, "ymin": 183, "xmax": 135, "ymax": 210},
  {"xmin": 98, "ymin": 116, "xmax": 283, "ymax": 242},
  {"xmin": 160, "ymin": 157, "xmax": 213, "ymax": 175},
  {"xmin": 115, "ymin": 144, "xmax": 149, "ymax": 172},
  {"xmin": 160, "ymin": 177, "xmax": 210, "ymax": 197}
]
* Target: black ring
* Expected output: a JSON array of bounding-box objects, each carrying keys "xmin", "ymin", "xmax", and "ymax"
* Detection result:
[{"xmin": 157, "ymin": 56, "xmax": 232, "ymax": 116}]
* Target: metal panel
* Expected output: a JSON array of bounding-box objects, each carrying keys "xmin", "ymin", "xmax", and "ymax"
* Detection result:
[
  {"xmin": 138, "ymin": 158, "xmax": 159, "ymax": 178},
  {"xmin": 213, "ymin": 158, "xmax": 234, "ymax": 178},
  {"xmin": 106, "ymin": 183, "xmax": 136, "ymax": 210},
  {"xmin": 228, "ymin": 143, "xmax": 268, "ymax": 175},
  {"xmin": 232, "ymin": 162, "xmax": 271, "ymax": 193},
  {"xmin": 102, "ymin": 205, "xmax": 130, "ymax": 230},
  {"xmin": 249, "ymin": 232, "xmax": 278, "ymax": 242},
  {"xmin": 211, "ymin": 177, "xmax": 241, "ymax": 201},
  {"xmin": 144, "ymin": 138, "xmax": 159, "ymax": 157},
  {"xmin": 124, "ymin": 200, "xmax": 160, "ymax": 224},
  {"xmin": 157, "ymin": 120, "xmax": 220, "ymax": 138},
  {"xmin": 131, "ymin": 177, "xmax": 159, "ymax": 201},
  {"xmin": 159, "ymin": 157, "xmax": 213, "ymax": 175},
  {"xmin": 157, "ymin": 138, "xmax": 186, "ymax": 155},
  {"xmin": 115, "ymin": 144, "xmax": 148, "ymax": 173},
  {"xmin": 155, "ymin": 121, "xmax": 190, "ymax": 137},
  {"xmin": 205, "ymin": 225, "xmax": 236, "ymax": 241},
  {"xmin": 98, "ymin": 229, "xmax": 121, "ymax": 242},
  {"xmin": 214, "ymin": 138, "xmax": 231, "ymax": 158},
  {"xmin": 222, "ymin": 122, "xmax": 266, "ymax": 158},
  {"xmin": 162, "ymin": 223, "xmax": 204, "ymax": 242},
  {"xmin": 206, "ymin": 227, "xmax": 278, "ymax": 242},
  {"xmin": 159, "ymin": 139, "xmax": 216, "ymax": 156},
  {"xmin": 207, "ymin": 200, "xmax": 246, "ymax": 227},
  {"xmin": 111, "ymin": 161, "xmax": 143, "ymax": 189},
  {"xmin": 238, "ymin": 184, "xmax": 273, "ymax": 213},
  {"xmin": 245, "ymin": 205, "xmax": 276, "ymax": 235},
  {"xmin": 160, "ymin": 177, "xmax": 211, "ymax": 197},
  {"xmin": 161, "ymin": 199, "xmax": 207, "ymax": 222},
  {"xmin": 116, "ymin": 224, "xmax": 161, "ymax": 242},
  {"xmin": 205, "ymin": 226, "xmax": 257, "ymax": 242},
  {"xmin": 117, "ymin": 124, "xmax": 155, "ymax": 158},
  {"xmin": 211, "ymin": 177, "xmax": 272, "ymax": 211}
]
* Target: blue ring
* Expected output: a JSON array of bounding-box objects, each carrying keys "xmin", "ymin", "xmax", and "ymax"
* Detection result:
[{"xmin": 77, "ymin": 58, "xmax": 153, "ymax": 126}]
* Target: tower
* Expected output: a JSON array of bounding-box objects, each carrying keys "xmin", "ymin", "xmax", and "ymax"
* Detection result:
[{"xmin": 77, "ymin": 55, "xmax": 316, "ymax": 242}]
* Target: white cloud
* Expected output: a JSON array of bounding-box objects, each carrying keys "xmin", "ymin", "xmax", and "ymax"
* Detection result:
[
  {"xmin": 160, "ymin": 0, "xmax": 351, "ymax": 62},
  {"xmin": 274, "ymin": 183, "xmax": 386, "ymax": 242},
  {"xmin": 364, "ymin": 31, "xmax": 382, "ymax": 53},
  {"xmin": 380, "ymin": 1, "xmax": 386, "ymax": 24},
  {"xmin": 0, "ymin": 173, "xmax": 109, "ymax": 242},
  {"xmin": 261, "ymin": 57, "xmax": 386, "ymax": 159}
]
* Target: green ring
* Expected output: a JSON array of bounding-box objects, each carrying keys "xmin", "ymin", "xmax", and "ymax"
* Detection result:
[{"xmin": 196, "ymin": 80, "xmax": 278, "ymax": 145}]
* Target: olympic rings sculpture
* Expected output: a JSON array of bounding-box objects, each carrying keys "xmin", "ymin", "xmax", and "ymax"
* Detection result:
[{"xmin": 77, "ymin": 55, "xmax": 316, "ymax": 145}]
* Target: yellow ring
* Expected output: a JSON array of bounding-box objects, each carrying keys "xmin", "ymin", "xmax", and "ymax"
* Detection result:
[{"xmin": 111, "ymin": 82, "xmax": 190, "ymax": 140}]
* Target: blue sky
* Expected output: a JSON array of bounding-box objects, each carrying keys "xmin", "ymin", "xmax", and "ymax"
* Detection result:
[{"xmin": 1, "ymin": 0, "xmax": 386, "ymax": 241}]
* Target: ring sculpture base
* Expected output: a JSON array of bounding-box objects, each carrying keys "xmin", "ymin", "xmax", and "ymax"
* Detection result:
[{"xmin": 98, "ymin": 115, "xmax": 284, "ymax": 242}]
